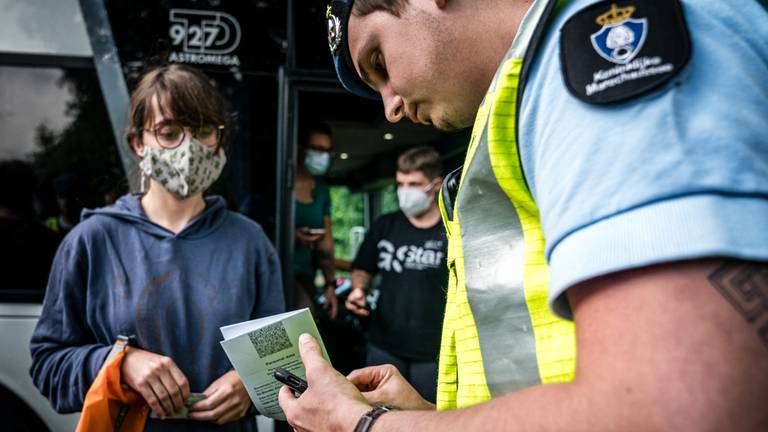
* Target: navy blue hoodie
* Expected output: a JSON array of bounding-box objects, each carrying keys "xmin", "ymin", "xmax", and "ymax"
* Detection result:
[{"xmin": 30, "ymin": 194, "xmax": 284, "ymax": 431}]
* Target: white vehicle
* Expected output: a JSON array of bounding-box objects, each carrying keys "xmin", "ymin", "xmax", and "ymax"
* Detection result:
[{"xmin": 0, "ymin": 303, "xmax": 80, "ymax": 430}]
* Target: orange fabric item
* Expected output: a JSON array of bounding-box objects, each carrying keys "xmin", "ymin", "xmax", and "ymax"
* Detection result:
[{"xmin": 76, "ymin": 346, "xmax": 149, "ymax": 432}]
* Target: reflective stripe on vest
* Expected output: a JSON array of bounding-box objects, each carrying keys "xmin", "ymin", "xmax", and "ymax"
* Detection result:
[{"xmin": 437, "ymin": 0, "xmax": 576, "ymax": 411}]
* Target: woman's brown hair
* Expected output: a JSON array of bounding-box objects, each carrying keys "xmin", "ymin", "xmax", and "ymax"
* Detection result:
[{"xmin": 126, "ymin": 64, "xmax": 232, "ymax": 151}]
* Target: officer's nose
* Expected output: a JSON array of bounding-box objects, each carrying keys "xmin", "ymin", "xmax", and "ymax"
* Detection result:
[{"xmin": 381, "ymin": 86, "xmax": 405, "ymax": 123}]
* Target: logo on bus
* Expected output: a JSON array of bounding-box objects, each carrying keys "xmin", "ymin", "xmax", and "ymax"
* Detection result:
[{"xmin": 168, "ymin": 9, "xmax": 242, "ymax": 67}]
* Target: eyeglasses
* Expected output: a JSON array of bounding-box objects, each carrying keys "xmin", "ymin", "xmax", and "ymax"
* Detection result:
[{"xmin": 144, "ymin": 122, "xmax": 225, "ymax": 149}]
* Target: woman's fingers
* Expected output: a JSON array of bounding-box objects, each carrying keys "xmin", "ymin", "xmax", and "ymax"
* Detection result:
[
  {"xmin": 147, "ymin": 376, "xmax": 175, "ymax": 416},
  {"xmin": 137, "ymin": 382, "xmax": 166, "ymax": 417},
  {"xmin": 188, "ymin": 385, "xmax": 243, "ymax": 424},
  {"xmin": 157, "ymin": 366, "xmax": 185, "ymax": 413},
  {"xmin": 168, "ymin": 362, "xmax": 191, "ymax": 402}
]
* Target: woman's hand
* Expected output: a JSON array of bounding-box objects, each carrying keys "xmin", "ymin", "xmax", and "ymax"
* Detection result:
[
  {"xmin": 121, "ymin": 347, "xmax": 190, "ymax": 418},
  {"xmin": 188, "ymin": 370, "xmax": 251, "ymax": 425}
]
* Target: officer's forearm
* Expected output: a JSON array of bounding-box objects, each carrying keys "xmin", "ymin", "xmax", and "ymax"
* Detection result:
[
  {"xmin": 370, "ymin": 383, "xmax": 585, "ymax": 432},
  {"xmin": 368, "ymin": 260, "xmax": 768, "ymax": 431}
]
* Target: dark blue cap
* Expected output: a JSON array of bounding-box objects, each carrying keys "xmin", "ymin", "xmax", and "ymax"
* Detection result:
[{"xmin": 327, "ymin": 0, "xmax": 380, "ymax": 100}]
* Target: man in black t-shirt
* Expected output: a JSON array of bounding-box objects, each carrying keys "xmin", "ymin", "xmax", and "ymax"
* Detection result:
[{"xmin": 346, "ymin": 146, "xmax": 447, "ymax": 403}]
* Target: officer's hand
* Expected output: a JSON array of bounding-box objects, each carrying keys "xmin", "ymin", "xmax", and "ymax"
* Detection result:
[
  {"xmin": 347, "ymin": 365, "xmax": 434, "ymax": 411},
  {"xmin": 121, "ymin": 347, "xmax": 190, "ymax": 418},
  {"xmin": 345, "ymin": 287, "xmax": 370, "ymax": 317},
  {"xmin": 188, "ymin": 370, "xmax": 251, "ymax": 424},
  {"xmin": 278, "ymin": 334, "xmax": 371, "ymax": 432}
]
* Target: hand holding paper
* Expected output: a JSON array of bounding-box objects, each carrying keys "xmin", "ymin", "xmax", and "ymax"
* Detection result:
[
  {"xmin": 219, "ymin": 308, "xmax": 329, "ymax": 420},
  {"xmin": 188, "ymin": 370, "xmax": 250, "ymax": 424},
  {"xmin": 278, "ymin": 333, "xmax": 371, "ymax": 431}
]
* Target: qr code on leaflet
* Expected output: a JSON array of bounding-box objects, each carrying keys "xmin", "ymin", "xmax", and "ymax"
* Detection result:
[{"xmin": 248, "ymin": 322, "xmax": 293, "ymax": 358}]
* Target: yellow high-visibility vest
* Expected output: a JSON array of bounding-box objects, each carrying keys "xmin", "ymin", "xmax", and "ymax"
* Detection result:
[{"xmin": 436, "ymin": 0, "xmax": 576, "ymax": 410}]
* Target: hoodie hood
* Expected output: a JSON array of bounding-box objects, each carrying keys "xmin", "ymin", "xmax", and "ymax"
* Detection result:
[{"xmin": 82, "ymin": 193, "xmax": 228, "ymax": 239}]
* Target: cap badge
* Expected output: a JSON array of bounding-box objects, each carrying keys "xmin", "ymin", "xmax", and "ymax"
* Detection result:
[{"xmin": 327, "ymin": 6, "xmax": 342, "ymax": 54}]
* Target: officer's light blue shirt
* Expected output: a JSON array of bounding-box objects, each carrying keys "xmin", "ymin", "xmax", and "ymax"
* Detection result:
[{"xmin": 519, "ymin": 0, "xmax": 768, "ymax": 317}]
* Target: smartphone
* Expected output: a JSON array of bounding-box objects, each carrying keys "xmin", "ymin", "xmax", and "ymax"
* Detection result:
[
  {"xmin": 307, "ymin": 228, "xmax": 325, "ymax": 235},
  {"xmin": 274, "ymin": 367, "xmax": 308, "ymax": 395}
]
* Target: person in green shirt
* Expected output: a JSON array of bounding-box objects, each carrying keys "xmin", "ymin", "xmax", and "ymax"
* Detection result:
[{"xmin": 293, "ymin": 122, "xmax": 338, "ymax": 320}]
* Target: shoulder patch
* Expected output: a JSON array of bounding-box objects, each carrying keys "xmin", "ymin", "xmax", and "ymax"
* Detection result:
[{"xmin": 559, "ymin": 0, "xmax": 691, "ymax": 104}]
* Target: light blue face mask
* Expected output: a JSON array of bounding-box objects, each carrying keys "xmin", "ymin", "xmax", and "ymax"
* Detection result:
[{"xmin": 304, "ymin": 150, "xmax": 331, "ymax": 175}]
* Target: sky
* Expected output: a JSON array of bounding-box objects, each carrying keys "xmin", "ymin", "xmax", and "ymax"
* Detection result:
[
  {"xmin": 0, "ymin": 0, "xmax": 92, "ymax": 161},
  {"xmin": 0, "ymin": 67, "xmax": 72, "ymax": 161}
]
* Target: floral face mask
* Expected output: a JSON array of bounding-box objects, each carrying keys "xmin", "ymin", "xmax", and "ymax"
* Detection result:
[{"xmin": 139, "ymin": 137, "xmax": 226, "ymax": 198}]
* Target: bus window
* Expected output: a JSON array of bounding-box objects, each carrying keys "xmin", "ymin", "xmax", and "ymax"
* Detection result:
[
  {"xmin": 376, "ymin": 184, "xmax": 400, "ymax": 218},
  {"xmin": 0, "ymin": 0, "xmax": 92, "ymax": 57},
  {"xmin": 0, "ymin": 65, "xmax": 121, "ymax": 302}
]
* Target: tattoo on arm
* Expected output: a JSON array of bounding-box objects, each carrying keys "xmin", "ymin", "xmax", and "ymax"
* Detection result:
[
  {"xmin": 708, "ymin": 260, "xmax": 768, "ymax": 348},
  {"xmin": 351, "ymin": 270, "xmax": 372, "ymax": 292}
]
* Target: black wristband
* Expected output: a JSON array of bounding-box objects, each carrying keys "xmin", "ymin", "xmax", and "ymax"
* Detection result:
[{"xmin": 354, "ymin": 405, "xmax": 397, "ymax": 432}]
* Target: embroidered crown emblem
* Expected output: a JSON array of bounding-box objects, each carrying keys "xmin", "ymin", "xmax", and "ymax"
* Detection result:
[{"xmin": 595, "ymin": 4, "xmax": 635, "ymax": 26}]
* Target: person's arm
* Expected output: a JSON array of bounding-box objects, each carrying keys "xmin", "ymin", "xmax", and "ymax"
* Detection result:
[
  {"xmin": 335, "ymin": 258, "xmax": 353, "ymax": 272},
  {"xmin": 280, "ymin": 259, "xmax": 768, "ymax": 431},
  {"xmin": 346, "ymin": 218, "xmax": 383, "ymax": 317},
  {"xmin": 346, "ymin": 269, "xmax": 373, "ymax": 317},
  {"xmin": 29, "ymin": 236, "xmax": 112, "ymax": 413},
  {"xmin": 30, "ymin": 234, "xmax": 192, "ymax": 417},
  {"xmin": 317, "ymin": 215, "xmax": 338, "ymax": 318},
  {"xmin": 351, "ymin": 268, "xmax": 372, "ymax": 292}
]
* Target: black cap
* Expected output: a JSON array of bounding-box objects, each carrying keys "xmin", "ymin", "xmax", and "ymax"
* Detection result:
[{"xmin": 326, "ymin": 0, "xmax": 380, "ymax": 100}]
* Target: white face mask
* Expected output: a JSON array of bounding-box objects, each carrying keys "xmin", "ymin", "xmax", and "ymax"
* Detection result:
[
  {"xmin": 397, "ymin": 182, "xmax": 435, "ymax": 218},
  {"xmin": 304, "ymin": 150, "xmax": 331, "ymax": 175},
  {"xmin": 139, "ymin": 137, "xmax": 226, "ymax": 198}
]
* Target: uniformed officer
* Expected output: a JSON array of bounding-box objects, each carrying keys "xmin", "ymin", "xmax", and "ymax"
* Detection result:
[{"xmin": 278, "ymin": 1, "xmax": 768, "ymax": 430}]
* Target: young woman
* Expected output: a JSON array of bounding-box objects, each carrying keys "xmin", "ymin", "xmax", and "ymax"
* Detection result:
[
  {"xmin": 30, "ymin": 64, "xmax": 284, "ymax": 431},
  {"xmin": 292, "ymin": 123, "xmax": 338, "ymax": 319}
]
